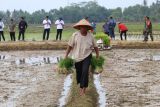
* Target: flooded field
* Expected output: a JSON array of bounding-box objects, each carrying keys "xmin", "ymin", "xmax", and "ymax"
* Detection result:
[
  {"xmin": 0, "ymin": 49, "xmax": 160, "ymax": 107},
  {"xmin": 0, "ymin": 51, "xmax": 66, "ymax": 107},
  {"xmin": 101, "ymin": 49, "xmax": 160, "ymax": 107},
  {"xmin": 115, "ymin": 35, "xmax": 160, "ymax": 41}
]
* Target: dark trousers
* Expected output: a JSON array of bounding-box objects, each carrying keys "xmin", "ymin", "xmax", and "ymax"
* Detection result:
[
  {"xmin": 75, "ymin": 54, "xmax": 92, "ymax": 88},
  {"xmin": 109, "ymin": 28, "xmax": 115, "ymax": 39},
  {"xmin": 0, "ymin": 31, "xmax": 5, "ymax": 41},
  {"xmin": 144, "ymin": 31, "xmax": 153, "ymax": 41},
  {"xmin": 10, "ymin": 32, "xmax": 16, "ymax": 41},
  {"xmin": 43, "ymin": 29, "xmax": 50, "ymax": 40},
  {"xmin": 56, "ymin": 29, "xmax": 63, "ymax": 40},
  {"xmin": 18, "ymin": 31, "xmax": 25, "ymax": 40},
  {"xmin": 120, "ymin": 30, "xmax": 127, "ymax": 40}
]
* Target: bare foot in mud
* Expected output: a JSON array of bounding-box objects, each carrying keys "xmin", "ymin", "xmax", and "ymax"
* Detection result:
[{"xmin": 79, "ymin": 88, "xmax": 85, "ymax": 96}]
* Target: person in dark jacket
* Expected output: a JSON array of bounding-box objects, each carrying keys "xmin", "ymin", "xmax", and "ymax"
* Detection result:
[
  {"xmin": 103, "ymin": 20, "xmax": 110, "ymax": 36},
  {"xmin": 108, "ymin": 17, "xmax": 116, "ymax": 40},
  {"xmin": 18, "ymin": 17, "xmax": 27, "ymax": 41}
]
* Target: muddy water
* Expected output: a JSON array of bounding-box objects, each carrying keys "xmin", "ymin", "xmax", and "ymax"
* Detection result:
[
  {"xmin": 101, "ymin": 49, "xmax": 160, "ymax": 107},
  {"xmin": 0, "ymin": 51, "xmax": 66, "ymax": 107},
  {"xmin": 94, "ymin": 74, "xmax": 107, "ymax": 107},
  {"xmin": 115, "ymin": 35, "xmax": 160, "ymax": 41}
]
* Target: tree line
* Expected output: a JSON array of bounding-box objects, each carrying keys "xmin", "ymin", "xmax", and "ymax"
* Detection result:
[{"xmin": 0, "ymin": 1, "xmax": 160, "ymax": 24}]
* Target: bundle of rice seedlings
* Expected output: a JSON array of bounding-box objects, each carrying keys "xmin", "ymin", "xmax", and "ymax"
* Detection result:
[
  {"xmin": 90, "ymin": 56, "xmax": 105, "ymax": 74},
  {"xmin": 57, "ymin": 57, "xmax": 74, "ymax": 74},
  {"xmin": 95, "ymin": 33, "xmax": 110, "ymax": 47}
]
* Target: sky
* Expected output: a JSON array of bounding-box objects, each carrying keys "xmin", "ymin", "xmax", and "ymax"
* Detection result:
[{"xmin": 0, "ymin": 0, "xmax": 156, "ymax": 13}]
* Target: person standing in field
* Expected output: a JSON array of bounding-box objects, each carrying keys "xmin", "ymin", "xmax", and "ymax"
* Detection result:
[
  {"xmin": 0, "ymin": 18, "xmax": 5, "ymax": 41},
  {"xmin": 8, "ymin": 19, "xmax": 16, "ymax": 41},
  {"xmin": 103, "ymin": 19, "xmax": 110, "ymax": 36},
  {"xmin": 18, "ymin": 17, "xmax": 27, "ymax": 41},
  {"xmin": 108, "ymin": 17, "xmax": 116, "ymax": 40},
  {"xmin": 55, "ymin": 18, "xmax": 64, "ymax": 40},
  {"xmin": 65, "ymin": 19, "xmax": 99, "ymax": 96},
  {"xmin": 43, "ymin": 16, "xmax": 51, "ymax": 40},
  {"xmin": 143, "ymin": 16, "xmax": 153, "ymax": 42},
  {"xmin": 118, "ymin": 22, "xmax": 128, "ymax": 40}
]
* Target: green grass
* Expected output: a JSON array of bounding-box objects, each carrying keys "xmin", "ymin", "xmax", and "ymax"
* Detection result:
[{"xmin": 1, "ymin": 22, "xmax": 160, "ymax": 41}]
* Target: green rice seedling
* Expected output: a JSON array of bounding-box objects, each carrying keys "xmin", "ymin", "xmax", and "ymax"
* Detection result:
[
  {"xmin": 95, "ymin": 33, "xmax": 110, "ymax": 46},
  {"xmin": 90, "ymin": 56, "xmax": 105, "ymax": 74},
  {"xmin": 57, "ymin": 57, "xmax": 74, "ymax": 74}
]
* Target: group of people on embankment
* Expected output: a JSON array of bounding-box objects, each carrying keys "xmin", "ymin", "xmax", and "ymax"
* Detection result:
[
  {"xmin": 0, "ymin": 16, "xmax": 64, "ymax": 41},
  {"xmin": 0, "ymin": 15, "xmax": 155, "ymax": 42}
]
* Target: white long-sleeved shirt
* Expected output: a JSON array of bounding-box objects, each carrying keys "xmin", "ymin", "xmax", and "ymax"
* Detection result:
[
  {"xmin": 0, "ymin": 21, "xmax": 4, "ymax": 31},
  {"xmin": 55, "ymin": 20, "xmax": 64, "ymax": 29},
  {"xmin": 43, "ymin": 19, "xmax": 51, "ymax": 29}
]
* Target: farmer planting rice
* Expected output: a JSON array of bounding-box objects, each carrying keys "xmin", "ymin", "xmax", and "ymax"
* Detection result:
[{"xmin": 65, "ymin": 19, "xmax": 99, "ymax": 96}]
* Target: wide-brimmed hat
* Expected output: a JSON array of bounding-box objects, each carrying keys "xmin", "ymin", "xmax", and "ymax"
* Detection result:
[{"xmin": 73, "ymin": 19, "xmax": 93, "ymax": 30}]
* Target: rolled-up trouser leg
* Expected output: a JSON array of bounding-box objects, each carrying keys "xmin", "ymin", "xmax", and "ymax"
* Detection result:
[
  {"xmin": 144, "ymin": 32, "xmax": 148, "ymax": 41},
  {"xmin": 150, "ymin": 32, "xmax": 153, "ymax": 41}
]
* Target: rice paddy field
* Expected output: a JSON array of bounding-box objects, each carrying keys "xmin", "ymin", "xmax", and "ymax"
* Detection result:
[{"xmin": 0, "ymin": 22, "xmax": 160, "ymax": 107}]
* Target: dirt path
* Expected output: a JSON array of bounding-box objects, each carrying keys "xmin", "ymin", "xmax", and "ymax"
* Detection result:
[
  {"xmin": 101, "ymin": 49, "xmax": 160, "ymax": 107},
  {"xmin": 0, "ymin": 51, "xmax": 66, "ymax": 107}
]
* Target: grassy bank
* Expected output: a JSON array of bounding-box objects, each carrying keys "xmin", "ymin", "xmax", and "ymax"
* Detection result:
[
  {"xmin": 66, "ymin": 72, "xmax": 98, "ymax": 107},
  {"xmin": 0, "ymin": 41, "xmax": 160, "ymax": 51}
]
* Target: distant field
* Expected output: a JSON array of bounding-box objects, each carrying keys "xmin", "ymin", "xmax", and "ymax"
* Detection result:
[{"xmin": 1, "ymin": 22, "xmax": 160, "ymax": 41}]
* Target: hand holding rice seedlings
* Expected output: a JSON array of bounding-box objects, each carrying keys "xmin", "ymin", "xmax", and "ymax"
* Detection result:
[
  {"xmin": 57, "ymin": 57, "xmax": 74, "ymax": 74},
  {"xmin": 90, "ymin": 56, "xmax": 105, "ymax": 74}
]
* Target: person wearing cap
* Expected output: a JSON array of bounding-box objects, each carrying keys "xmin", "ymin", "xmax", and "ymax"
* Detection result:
[
  {"xmin": 118, "ymin": 22, "xmax": 128, "ymax": 40},
  {"xmin": 65, "ymin": 19, "xmax": 99, "ymax": 96},
  {"xmin": 18, "ymin": 17, "xmax": 27, "ymax": 41},
  {"xmin": 43, "ymin": 16, "xmax": 51, "ymax": 40},
  {"xmin": 8, "ymin": 19, "xmax": 16, "ymax": 41},
  {"xmin": 55, "ymin": 18, "xmax": 64, "ymax": 40},
  {"xmin": 0, "ymin": 18, "xmax": 5, "ymax": 41}
]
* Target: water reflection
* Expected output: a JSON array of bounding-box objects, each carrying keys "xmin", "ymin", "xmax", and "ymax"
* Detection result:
[
  {"xmin": 16, "ymin": 56, "xmax": 61, "ymax": 66},
  {"xmin": 127, "ymin": 55, "xmax": 160, "ymax": 62},
  {"xmin": 0, "ymin": 55, "xmax": 6, "ymax": 60},
  {"xmin": 94, "ymin": 74, "xmax": 107, "ymax": 107},
  {"xmin": 152, "ymin": 55, "xmax": 160, "ymax": 61},
  {"xmin": 58, "ymin": 74, "xmax": 72, "ymax": 107}
]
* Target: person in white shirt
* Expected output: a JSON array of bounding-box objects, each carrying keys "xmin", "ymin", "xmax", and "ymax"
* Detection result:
[
  {"xmin": 43, "ymin": 16, "xmax": 51, "ymax": 40},
  {"xmin": 55, "ymin": 18, "xmax": 64, "ymax": 40},
  {"xmin": 0, "ymin": 18, "xmax": 5, "ymax": 41}
]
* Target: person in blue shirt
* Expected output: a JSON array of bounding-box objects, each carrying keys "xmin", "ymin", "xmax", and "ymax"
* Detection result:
[
  {"xmin": 108, "ymin": 17, "xmax": 116, "ymax": 40},
  {"xmin": 103, "ymin": 19, "xmax": 110, "ymax": 36}
]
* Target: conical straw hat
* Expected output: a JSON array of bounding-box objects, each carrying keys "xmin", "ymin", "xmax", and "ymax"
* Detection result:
[{"xmin": 73, "ymin": 19, "xmax": 93, "ymax": 30}]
